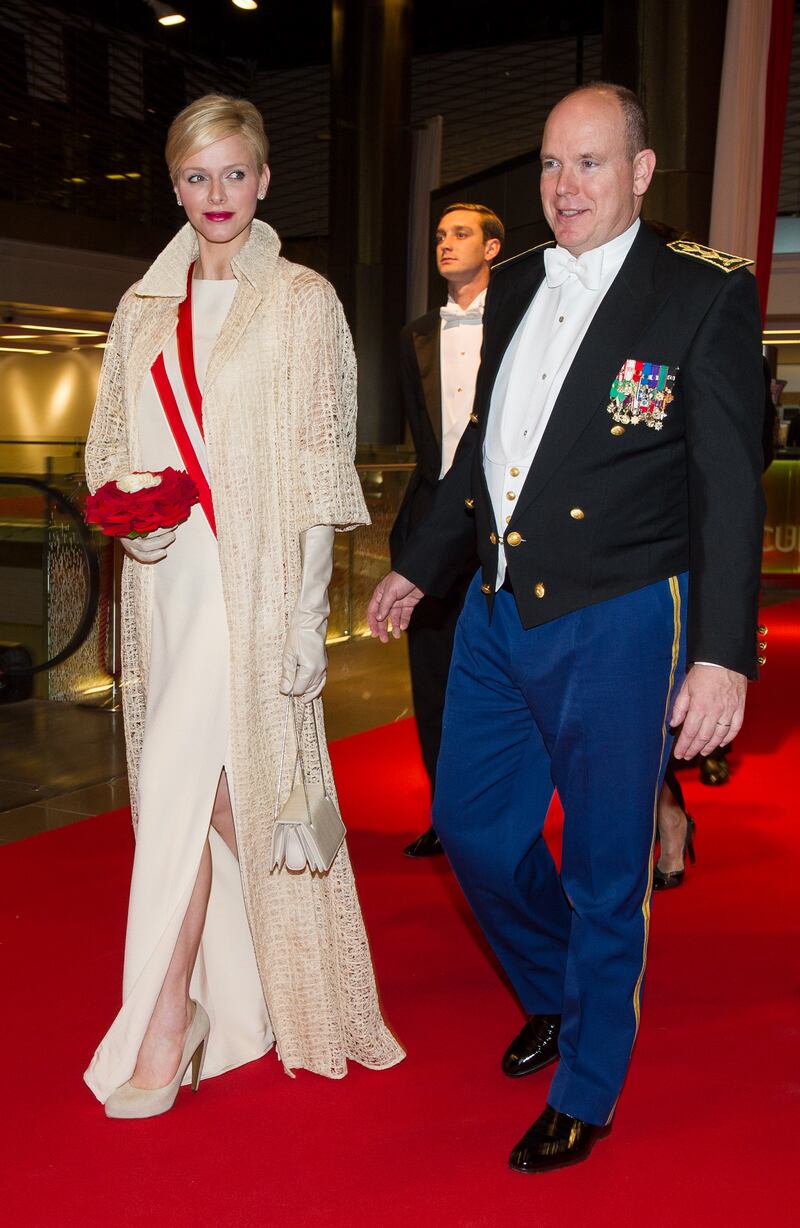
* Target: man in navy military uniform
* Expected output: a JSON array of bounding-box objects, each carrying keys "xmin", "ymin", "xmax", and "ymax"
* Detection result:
[{"xmin": 368, "ymin": 82, "xmax": 765, "ymax": 1172}]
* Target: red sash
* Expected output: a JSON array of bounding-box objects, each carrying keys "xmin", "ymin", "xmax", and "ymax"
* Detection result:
[{"xmin": 150, "ymin": 262, "xmax": 217, "ymax": 535}]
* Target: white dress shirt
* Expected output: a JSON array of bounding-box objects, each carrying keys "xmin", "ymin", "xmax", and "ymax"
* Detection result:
[
  {"xmin": 484, "ymin": 219, "xmax": 640, "ymax": 586},
  {"xmin": 439, "ymin": 289, "xmax": 486, "ymax": 476}
]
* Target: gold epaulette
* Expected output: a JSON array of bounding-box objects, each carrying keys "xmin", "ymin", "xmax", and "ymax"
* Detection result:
[
  {"xmin": 667, "ymin": 239, "xmax": 753, "ymax": 273},
  {"xmin": 492, "ymin": 240, "xmax": 554, "ymax": 273}
]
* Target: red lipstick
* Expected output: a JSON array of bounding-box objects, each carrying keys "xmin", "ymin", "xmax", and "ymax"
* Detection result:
[{"xmin": 203, "ymin": 211, "xmax": 234, "ymax": 221}]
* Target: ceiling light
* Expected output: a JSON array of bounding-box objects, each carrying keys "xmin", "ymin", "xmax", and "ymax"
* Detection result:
[
  {"xmin": 0, "ymin": 346, "xmax": 52, "ymax": 355},
  {"xmin": 0, "ymin": 325, "xmax": 106, "ymax": 337},
  {"xmin": 125, "ymin": 172, "xmax": 142, "ymax": 179},
  {"xmin": 106, "ymin": 173, "xmax": 127, "ymax": 180},
  {"xmin": 0, "ymin": 334, "xmax": 56, "ymax": 342},
  {"xmin": 232, "ymin": 1, "xmax": 258, "ymax": 9},
  {"xmin": 144, "ymin": 1, "xmax": 187, "ymax": 26}
]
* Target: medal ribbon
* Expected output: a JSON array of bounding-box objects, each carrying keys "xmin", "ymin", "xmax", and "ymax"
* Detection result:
[{"xmin": 150, "ymin": 261, "xmax": 217, "ymax": 535}]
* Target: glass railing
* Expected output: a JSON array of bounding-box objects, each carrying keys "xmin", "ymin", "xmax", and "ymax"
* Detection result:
[
  {"xmin": 330, "ymin": 454, "xmax": 414, "ymax": 640},
  {"xmin": 0, "ymin": 439, "xmax": 87, "ymax": 478},
  {"xmin": 0, "ymin": 442, "xmax": 414, "ymax": 704},
  {"xmin": 6, "ymin": 426, "xmax": 797, "ymax": 711}
]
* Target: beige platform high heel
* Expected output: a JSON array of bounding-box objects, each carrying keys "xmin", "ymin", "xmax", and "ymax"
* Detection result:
[{"xmin": 104, "ymin": 1000, "xmax": 210, "ymax": 1120}]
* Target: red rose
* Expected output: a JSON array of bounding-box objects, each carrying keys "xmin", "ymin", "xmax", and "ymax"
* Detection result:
[{"xmin": 84, "ymin": 468, "xmax": 200, "ymax": 538}]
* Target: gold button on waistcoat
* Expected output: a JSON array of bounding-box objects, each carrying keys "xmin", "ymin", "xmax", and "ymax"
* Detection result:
[
  {"xmin": 758, "ymin": 655, "xmax": 767, "ymax": 666},
  {"xmin": 611, "ymin": 424, "xmax": 625, "ymax": 436},
  {"xmin": 534, "ymin": 582, "xmax": 546, "ymax": 599},
  {"xmin": 757, "ymin": 624, "xmax": 768, "ymax": 636},
  {"xmin": 506, "ymin": 491, "xmax": 516, "ymax": 501},
  {"xmin": 489, "ymin": 531, "xmax": 497, "ymax": 545},
  {"xmin": 470, "ymin": 413, "xmax": 479, "ymax": 425},
  {"xmin": 509, "ymin": 466, "xmax": 520, "ymax": 477},
  {"xmin": 569, "ymin": 507, "xmax": 585, "ymax": 520},
  {"xmin": 464, "ymin": 497, "xmax": 475, "ymax": 509},
  {"xmin": 506, "ymin": 531, "xmax": 522, "ymax": 547},
  {"xmin": 480, "ymin": 582, "xmax": 492, "ymax": 595},
  {"xmin": 758, "ymin": 641, "xmax": 767, "ymax": 651}
]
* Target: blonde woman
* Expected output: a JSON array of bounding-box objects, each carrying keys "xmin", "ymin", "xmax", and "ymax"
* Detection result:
[{"xmin": 84, "ymin": 94, "xmax": 403, "ymax": 1117}]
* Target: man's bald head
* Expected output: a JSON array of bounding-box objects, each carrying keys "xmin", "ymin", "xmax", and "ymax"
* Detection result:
[{"xmin": 555, "ymin": 82, "xmax": 649, "ymax": 162}]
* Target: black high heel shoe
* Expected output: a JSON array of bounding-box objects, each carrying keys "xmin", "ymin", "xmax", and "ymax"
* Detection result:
[{"xmin": 653, "ymin": 815, "xmax": 696, "ymax": 891}]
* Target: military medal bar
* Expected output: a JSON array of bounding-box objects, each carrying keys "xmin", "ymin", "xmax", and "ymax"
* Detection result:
[{"xmin": 607, "ymin": 359, "xmax": 677, "ymax": 429}]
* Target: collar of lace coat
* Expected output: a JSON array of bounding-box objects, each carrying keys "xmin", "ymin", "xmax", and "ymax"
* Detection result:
[{"xmin": 135, "ymin": 218, "xmax": 282, "ymax": 299}]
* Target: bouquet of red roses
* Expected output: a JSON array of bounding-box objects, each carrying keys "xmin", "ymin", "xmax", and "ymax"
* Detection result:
[{"xmin": 84, "ymin": 467, "xmax": 199, "ymax": 538}]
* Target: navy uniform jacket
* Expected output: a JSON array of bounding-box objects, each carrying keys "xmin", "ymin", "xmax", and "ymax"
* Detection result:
[{"xmin": 394, "ymin": 223, "xmax": 766, "ymax": 679}]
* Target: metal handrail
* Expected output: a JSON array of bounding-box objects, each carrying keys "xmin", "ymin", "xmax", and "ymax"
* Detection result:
[
  {"xmin": 356, "ymin": 461, "xmax": 416, "ymax": 472},
  {"xmin": 0, "ymin": 438, "xmax": 85, "ymax": 447},
  {"xmin": 0, "ymin": 475, "xmax": 100, "ymax": 678}
]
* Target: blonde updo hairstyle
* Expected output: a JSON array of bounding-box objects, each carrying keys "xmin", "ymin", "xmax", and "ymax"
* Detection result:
[{"xmin": 165, "ymin": 94, "xmax": 269, "ymax": 183}]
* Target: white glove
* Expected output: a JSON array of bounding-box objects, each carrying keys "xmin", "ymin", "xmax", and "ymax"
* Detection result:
[
  {"xmin": 279, "ymin": 525, "xmax": 335, "ymax": 703},
  {"xmin": 119, "ymin": 525, "xmax": 177, "ymax": 564}
]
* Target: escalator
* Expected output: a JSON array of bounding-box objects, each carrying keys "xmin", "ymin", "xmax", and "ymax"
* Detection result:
[{"xmin": 0, "ymin": 475, "xmax": 109, "ymax": 704}]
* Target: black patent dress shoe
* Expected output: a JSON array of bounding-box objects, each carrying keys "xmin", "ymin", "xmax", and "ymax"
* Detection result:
[
  {"xmin": 403, "ymin": 827, "xmax": 444, "ymax": 858},
  {"xmin": 699, "ymin": 751, "xmax": 729, "ymax": 786},
  {"xmin": 501, "ymin": 1014, "xmax": 560, "ymax": 1078},
  {"xmin": 509, "ymin": 1105, "xmax": 608, "ymax": 1174}
]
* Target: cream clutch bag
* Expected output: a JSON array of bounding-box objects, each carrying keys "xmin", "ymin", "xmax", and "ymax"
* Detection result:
[{"xmin": 271, "ymin": 698, "xmax": 345, "ymax": 874}]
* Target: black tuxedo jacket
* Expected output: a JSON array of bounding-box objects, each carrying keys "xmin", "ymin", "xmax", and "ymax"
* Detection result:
[
  {"xmin": 389, "ymin": 309, "xmax": 443, "ymax": 565},
  {"xmin": 395, "ymin": 223, "xmax": 766, "ymax": 678}
]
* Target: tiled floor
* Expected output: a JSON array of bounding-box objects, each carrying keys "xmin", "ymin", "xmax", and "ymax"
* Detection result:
[
  {"xmin": 0, "ymin": 633, "xmax": 412, "ymax": 845},
  {"xmin": 0, "ymin": 778, "xmax": 132, "ymax": 844}
]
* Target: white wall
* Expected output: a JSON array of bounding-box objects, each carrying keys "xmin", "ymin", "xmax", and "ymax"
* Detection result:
[
  {"xmin": 0, "ymin": 238, "xmax": 148, "ymax": 315},
  {"xmin": 777, "ymin": 363, "xmax": 800, "ymax": 401},
  {"xmin": 767, "ymin": 252, "xmax": 800, "ymax": 318}
]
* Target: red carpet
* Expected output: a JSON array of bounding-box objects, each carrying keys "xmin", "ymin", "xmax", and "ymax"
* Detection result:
[{"xmin": 2, "ymin": 605, "xmax": 799, "ymax": 1226}]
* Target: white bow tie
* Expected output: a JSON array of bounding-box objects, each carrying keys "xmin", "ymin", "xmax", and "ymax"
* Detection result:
[
  {"xmin": 543, "ymin": 245, "xmax": 604, "ymax": 291},
  {"xmin": 440, "ymin": 303, "xmax": 484, "ymax": 323}
]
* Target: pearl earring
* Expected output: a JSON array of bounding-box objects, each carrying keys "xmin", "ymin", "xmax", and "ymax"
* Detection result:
[
  {"xmin": 177, "ymin": 197, "xmax": 183, "ymax": 206},
  {"xmin": 257, "ymin": 193, "xmax": 264, "ymax": 200}
]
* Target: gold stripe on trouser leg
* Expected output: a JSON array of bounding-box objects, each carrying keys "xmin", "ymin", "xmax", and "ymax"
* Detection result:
[{"xmin": 606, "ymin": 575, "xmax": 682, "ymax": 1126}]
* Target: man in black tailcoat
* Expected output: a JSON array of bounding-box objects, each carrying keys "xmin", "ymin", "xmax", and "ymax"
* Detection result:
[{"xmin": 391, "ymin": 204, "xmax": 504, "ymax": 858}]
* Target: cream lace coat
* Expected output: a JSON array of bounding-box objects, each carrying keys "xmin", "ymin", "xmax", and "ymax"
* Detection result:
[{"xmin": 85, "ymin": 220, "xmax": 404, "ymax": 1078}]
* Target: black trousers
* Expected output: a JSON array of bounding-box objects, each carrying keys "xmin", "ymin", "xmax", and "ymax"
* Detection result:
[{"xmin": 407, "ymin": 567, "xmax": 476, "ymax": 794}]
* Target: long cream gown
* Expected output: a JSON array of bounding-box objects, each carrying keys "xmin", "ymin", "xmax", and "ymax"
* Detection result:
[{"xmin": 85, "ymin": 278, "xmax": 274, "ymax": 1100}]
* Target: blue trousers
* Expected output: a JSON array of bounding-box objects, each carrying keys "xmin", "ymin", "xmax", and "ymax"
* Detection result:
[{"xmin": 433, "ymin": 572, "xmax": 688, "ymax": 1125}]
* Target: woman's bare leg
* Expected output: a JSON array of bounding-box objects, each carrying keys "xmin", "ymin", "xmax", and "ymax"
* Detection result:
[
  {"xmin": 210, "ymin": 769, "xmax": 238, "ymax": 857},
  {"xmin": 656, "ymin": 777, "xmax": 689, "ymax": 874},
  {"xmin": 129, "ymin": 770, "xmax": 236, "ymax": 1089}
]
